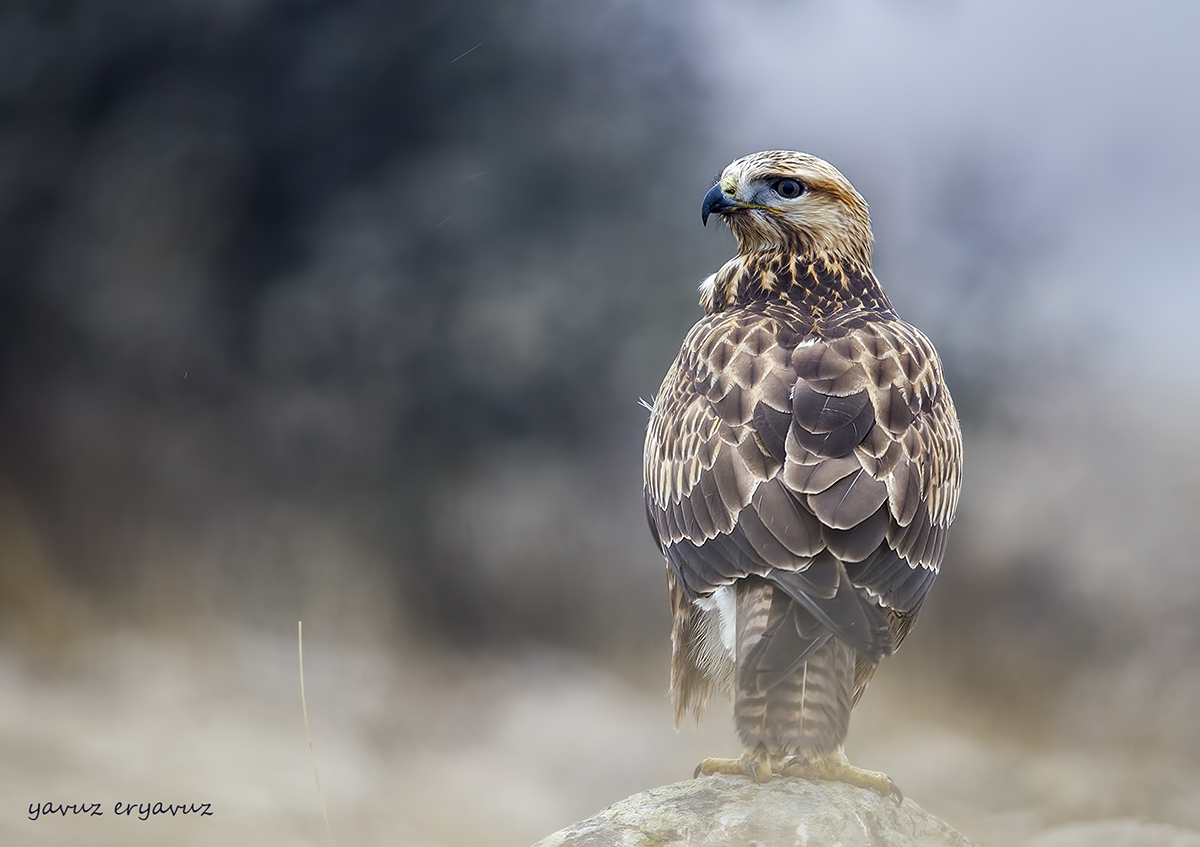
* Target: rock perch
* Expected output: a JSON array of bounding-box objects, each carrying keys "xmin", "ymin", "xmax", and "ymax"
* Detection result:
[{"xmin": 533, "ymin": 775, "xmax": 975, "ymax": 847}]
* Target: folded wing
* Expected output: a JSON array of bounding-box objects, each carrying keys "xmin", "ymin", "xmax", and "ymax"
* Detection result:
[{"xmin": 644, "ymin": 306, "xmax": 963, "ymax": 690}]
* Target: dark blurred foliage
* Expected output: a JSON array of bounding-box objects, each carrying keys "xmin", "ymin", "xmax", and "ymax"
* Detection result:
[{"xmin": 0, "ymin": 0, "xmax": 714, "ymax": 645}]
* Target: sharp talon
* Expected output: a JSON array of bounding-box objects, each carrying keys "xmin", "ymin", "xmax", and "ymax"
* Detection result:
[
  {"xmin": 693, "ymin": 763, "xmax": 703, "ymax": 779},
  {"xmin": 776, "ymin": 750, "xmax": 897, "ymax": 798}
]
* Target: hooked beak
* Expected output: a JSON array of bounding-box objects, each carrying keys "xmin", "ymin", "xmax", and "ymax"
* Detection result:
[{"xmin": 701, "ymin": 183, "xmax": 739, "ymax": 225}]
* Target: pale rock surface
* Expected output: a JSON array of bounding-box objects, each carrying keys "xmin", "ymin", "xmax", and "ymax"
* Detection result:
[{"xmin": 533, "ymin": 775, "xmax": 976, "ymax": 847}]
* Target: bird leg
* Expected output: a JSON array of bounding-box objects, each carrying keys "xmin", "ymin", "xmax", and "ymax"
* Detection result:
[
  {"xmin": 694, "ymin": 744, "xmax": 775, "ymax": 783},
  {"xmin": 780, "ymin": 746, "xmax": 902, "ymax": 801}
]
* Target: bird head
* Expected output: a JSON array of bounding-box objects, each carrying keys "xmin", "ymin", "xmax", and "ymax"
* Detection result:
[{"xmin": 702, "ymin": 151, "xmax": 874, "ymax": 268}]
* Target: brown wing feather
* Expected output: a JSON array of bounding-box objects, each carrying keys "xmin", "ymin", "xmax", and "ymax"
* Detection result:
[{"xmin": 644, "ymin": 304, "xmax": 962, "ymax": 690}]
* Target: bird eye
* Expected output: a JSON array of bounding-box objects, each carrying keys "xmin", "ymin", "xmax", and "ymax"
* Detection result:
[{"xmin": 772, "ymin": 178, "xmax": 805, "ymax": 199}]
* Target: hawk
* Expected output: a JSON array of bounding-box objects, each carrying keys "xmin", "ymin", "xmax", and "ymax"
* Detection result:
[{"xmin": 643, "ymin": 151, "xmax": 962, "ymax": 797}]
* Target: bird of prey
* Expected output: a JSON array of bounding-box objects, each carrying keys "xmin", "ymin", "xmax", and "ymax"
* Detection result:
[{"xmin": 643, "ymin": 151, "xmax": 962, "ymax": 797}]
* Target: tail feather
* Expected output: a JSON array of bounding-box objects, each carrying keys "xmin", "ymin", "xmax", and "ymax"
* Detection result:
[
  {"xmin": 734, "ymin": 577, "xmax": 861, "ymax": 757},
  {"xmin": 742, "ymin": 599, "xmax": 831, "ymax": 692},
  {"xmin": 769, "ymin": 552, "xmax": 892, "ymax": 661}
]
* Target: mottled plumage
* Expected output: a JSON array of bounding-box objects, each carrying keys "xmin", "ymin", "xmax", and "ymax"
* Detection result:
[{"xmin": 643, "ymin": 151, "xmax": 962, "ymax": 795}]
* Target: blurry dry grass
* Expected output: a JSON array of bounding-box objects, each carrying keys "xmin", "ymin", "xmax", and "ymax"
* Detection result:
[
  {"xmin": 297, "ymin": 622, "xmax": 335, "ymax": 847},
  {"xmin": 4, "ymin": 614, "xmax": 1199, "ymax": 847},
  {"xmin": 0, "ymin": 487, "xmax": 94, "ymax": 655}
]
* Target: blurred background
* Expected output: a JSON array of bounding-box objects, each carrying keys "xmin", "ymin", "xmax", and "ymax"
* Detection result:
[{"xmin": 3, "ymin": 0, "xmax": 1200, "ymax": 845}]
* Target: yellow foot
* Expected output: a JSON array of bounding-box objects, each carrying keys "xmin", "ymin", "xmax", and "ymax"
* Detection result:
[
  {"xmin": 694, "ymin": 748, "xmax": 775, "ymax": 783},
  {"xmin": 779, "ymin": 748, "xmax": 902, "ymax": 802}
]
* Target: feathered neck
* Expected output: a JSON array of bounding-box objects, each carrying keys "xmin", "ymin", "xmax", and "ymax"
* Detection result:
[{"xmin": 699, "ymin": 249, "xmax": 894, "ymax": 317}]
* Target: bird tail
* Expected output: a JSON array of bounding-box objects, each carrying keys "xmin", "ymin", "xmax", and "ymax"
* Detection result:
[{"xmin": 733, "ymin": 577, "xmax": 858, "ymax": 758}]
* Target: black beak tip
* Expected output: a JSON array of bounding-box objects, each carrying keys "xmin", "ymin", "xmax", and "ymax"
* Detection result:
[{"xmin": 701, "ymin": 183, "xmax": 730, "ymax": 226}]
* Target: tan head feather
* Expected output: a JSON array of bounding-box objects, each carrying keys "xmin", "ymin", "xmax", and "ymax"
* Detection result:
[{"xmin": 706, "ymin": 151, "xmax": 873, "ymax": 269}]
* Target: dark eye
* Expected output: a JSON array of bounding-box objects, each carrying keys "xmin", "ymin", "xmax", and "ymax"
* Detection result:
[{"xmin": 772, "ymin": 178, "xmax": 805, "ymax": 199}]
